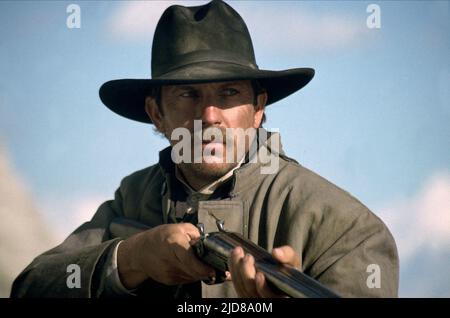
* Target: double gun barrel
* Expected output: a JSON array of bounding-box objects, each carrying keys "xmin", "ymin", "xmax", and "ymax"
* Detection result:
[{"xmin": 109, "ymin": 217, "xmax": 340, "ymax": 298}]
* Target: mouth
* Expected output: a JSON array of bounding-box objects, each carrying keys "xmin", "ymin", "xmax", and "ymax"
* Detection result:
[
  {"xmin": 201, "ymin": 141, "xmax": 225, "ymax": 156},
  {"xmin": 201, "ymin": 140, "xmax": 224, "ymax": 147},
  {"xmin": 202, "ymin": 140, "xmax": 224, "ymax": 145}
]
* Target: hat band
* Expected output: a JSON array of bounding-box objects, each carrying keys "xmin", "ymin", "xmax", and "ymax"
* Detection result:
[{"xmin": 153, "ymin": 49, "xmax": 259, "ymax": 78}]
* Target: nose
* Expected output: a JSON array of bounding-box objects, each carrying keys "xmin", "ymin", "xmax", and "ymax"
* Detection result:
[{"xmin": 200, "ymin": 98, "xmax": 222, "ymax": 127}]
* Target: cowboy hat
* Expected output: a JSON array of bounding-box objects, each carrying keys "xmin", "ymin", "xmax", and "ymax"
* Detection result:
[{"xmin": 99, "ymin": 0, "xmax": 314, "ymax": 124}]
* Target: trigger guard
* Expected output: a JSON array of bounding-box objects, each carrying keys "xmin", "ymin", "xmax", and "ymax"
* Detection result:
[{"xmin": 202, "ymin": 269, "xmax": 228, "ymax": 285}]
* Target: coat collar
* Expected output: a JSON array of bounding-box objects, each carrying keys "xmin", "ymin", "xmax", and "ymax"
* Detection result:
[{"xmin": 158, "ymin": 128, "xmax": 291, "ymax": 197}]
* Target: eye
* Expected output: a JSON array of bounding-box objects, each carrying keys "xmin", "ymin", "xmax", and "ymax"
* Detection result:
[
  {"xmin": 221, "ymin": 88, "xmax": 239, "ymax": 96},
  {"xmin": 179, "ymin": 90, "xmax": 198, "ymax": 98}
]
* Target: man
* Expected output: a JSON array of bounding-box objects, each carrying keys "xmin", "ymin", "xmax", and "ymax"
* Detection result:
[{"xmin": 11, "ymin": 0, "xmax": 398, "ymax": 298}]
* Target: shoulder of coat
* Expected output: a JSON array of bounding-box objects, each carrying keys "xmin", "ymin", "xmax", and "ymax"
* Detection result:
[
  {"xmin": 119, "ymin": 163, "xmax": 163, "ymax": 191},
  {"xmin": 276, "ymin": 161, "xmax": 371, "ymax": 214}
]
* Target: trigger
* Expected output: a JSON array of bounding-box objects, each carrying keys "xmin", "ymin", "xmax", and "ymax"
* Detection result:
[{"xmin": 203, "ymin": 270, "xmax": 228, "ymax": 285}]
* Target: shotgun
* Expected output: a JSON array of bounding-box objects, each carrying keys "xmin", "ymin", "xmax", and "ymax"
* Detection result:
[{"xmin": 109, "ymin": 217, "xmax": 340, "ymax": 298}]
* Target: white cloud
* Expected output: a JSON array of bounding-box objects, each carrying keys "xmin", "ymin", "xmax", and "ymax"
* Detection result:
[
  {"xmin": 0, "ymin": 143, "xmax": 58, "ymax": 297},
  {"xmin": 106, "ymin": 1, "xmax": 368, "ymax": 51},
  {"xmin": 377, "ymin": 171, "xmax": 450, "ymax": 261},
  {"xmin": 107, "ymin": 1, "xmax": 204, "ymax": 40},
  {"xmin": 0, "ymin": 141, "xmax": 112, "ymax": 297},
  {"xmin": 37, "ymin": 194, "xmax": 109, "ymax": 242},
  {"xmin": 375, "ymin": 171, "xmax": 450, "ymax": 297},
  {"xmin": 240, "ymin": 6, "xmax": 367, "ymax": 52}
]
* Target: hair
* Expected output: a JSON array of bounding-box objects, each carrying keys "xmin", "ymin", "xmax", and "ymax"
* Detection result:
[
  {"xmin": 251, "ymin": 80, "xmax": 267, "ymax": 125},
  {"xmin": 148, "ymin": 79, "xmax": 267, "ymax": 126},
  {"xmin": 150, "ymin": 85, "xmax": 163, "ymax": 114}
]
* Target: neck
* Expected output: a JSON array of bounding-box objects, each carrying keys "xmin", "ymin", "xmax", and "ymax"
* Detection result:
[
  {"xmin": 177, "ymin": 166, "xmax": 215, "ymax": 191},
  {"xmin": 177, "ymin": 162, "xmax": 240, "ymax": 192}
]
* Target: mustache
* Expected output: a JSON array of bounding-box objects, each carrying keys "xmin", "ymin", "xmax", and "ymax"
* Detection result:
[{"xmin": 192, "ymin": 126, "xmax": 234, "ymax": 144}]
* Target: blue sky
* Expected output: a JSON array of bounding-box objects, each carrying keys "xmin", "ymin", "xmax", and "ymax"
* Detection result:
[{"xmin": 0, "ymin": 1, "xmax": 449, "ymax": 297}]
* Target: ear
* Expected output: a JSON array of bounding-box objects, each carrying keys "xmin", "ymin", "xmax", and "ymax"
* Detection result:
[
  {"xmin": 145, "ymin": 97, "xmax": 165, "ymax": 133},
  {"xmin": 253, "ymin": 91, "xmax": 267, "ymax": 128}
]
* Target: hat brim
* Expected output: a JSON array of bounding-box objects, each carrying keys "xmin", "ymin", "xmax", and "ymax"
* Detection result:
[{"xmin": 99, "ymin": 62, "xmax": 314, "ymax": 124}]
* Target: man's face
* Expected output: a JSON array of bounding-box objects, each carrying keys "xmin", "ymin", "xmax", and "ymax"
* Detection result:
[{"xmin": 145, "ymin": 80, "xmax": 267, "ymax": 182}]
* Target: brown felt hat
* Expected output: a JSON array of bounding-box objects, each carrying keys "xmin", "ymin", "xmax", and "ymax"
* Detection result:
[{"xmin": 99, "ymin": 0, "xmax": 314, "ymax": 124}]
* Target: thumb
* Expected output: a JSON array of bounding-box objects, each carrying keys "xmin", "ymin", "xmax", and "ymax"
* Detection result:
[
  {"xmin": 179, "ymin": 223, "xmax": 202, "ymax": 242},
  {"xmin": 272, "ymin": 246, "xmax": 301, "ymax": 269}
]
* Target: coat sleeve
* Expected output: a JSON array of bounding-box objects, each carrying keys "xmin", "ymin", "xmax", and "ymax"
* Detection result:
[
  {"xmin": 305, "ymin": 209, "xmax": 399, "ymax": 297},
  {"xmin": 10, "ymin": 186, "xmax": 125, "ymax": 298},
  {"xmin": 272, "ymin": 172, "xmax": 400, "ymax": 298}
]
